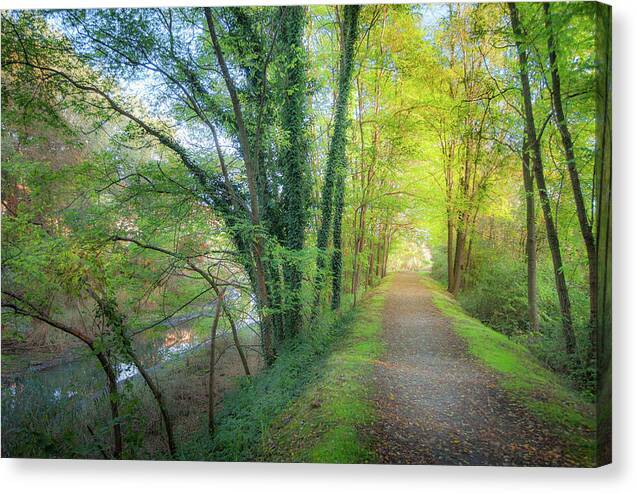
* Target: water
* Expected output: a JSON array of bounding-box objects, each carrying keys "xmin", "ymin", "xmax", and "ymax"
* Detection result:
[{"xmin": 1, "ymin": 292, "xmax": 257, "ymax": 415}]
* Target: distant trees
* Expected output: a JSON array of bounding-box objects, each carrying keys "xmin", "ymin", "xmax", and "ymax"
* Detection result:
[{"xmin": 413, "ymin": 4, "xmax": 509, "ymax": 297}]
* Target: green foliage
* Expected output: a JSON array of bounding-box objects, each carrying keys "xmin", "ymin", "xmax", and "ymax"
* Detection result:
[
  {"xmin": 432, "ymin": 243, "xmax": 595, "ymax": 392},
  {"xmin": 456, "ymin": 249, "xmax": 531, "ymax": 335},
  {"xmin": 178, "ymin": 296, "xmax": 362, "ymax": 461}
]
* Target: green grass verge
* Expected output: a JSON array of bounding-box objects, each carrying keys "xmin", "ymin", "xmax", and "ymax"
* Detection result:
[
  {"xmin": 259, "ymin": 280, "xmax": 389, "ymax": 463},
  {"xmin": 422, "ymin": 275, "xmax": 595, "ymax": 466}
]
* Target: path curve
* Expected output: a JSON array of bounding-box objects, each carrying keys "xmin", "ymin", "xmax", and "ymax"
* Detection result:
[{"xmin": 369, "ymin": 272, "xmax": 572, "ymax": 466}]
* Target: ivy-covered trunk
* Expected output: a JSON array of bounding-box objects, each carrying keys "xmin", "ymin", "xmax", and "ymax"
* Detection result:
[
  {"xmin": 279, "ymin": 6, "xmax": 310, "ymax": 337},
  {"xmin": 314, "ymin": 5, "xmax": 361, "ymax": 311}
]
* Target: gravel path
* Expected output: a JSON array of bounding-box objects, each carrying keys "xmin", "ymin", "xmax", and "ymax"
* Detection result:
[{"xmin": 369, "ymin": 272, "xmax": 573, "ymax": 466}]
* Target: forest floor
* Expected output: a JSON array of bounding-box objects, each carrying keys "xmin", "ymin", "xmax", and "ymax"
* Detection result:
[{"xmin": 264, "ymin": 272, "xmax": 594, "ymax": 466}]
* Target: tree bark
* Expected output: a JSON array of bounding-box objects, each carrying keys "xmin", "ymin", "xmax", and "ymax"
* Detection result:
[
  {"xmin": 94, "ymin": 353, "xmax": 123, "ymax": 459},
  {"xmin": 522, "ymin": 142, "xmax": 540, "ymax": 332},
  {"xmin": 126, "ymin": 348, "xmax": 177, "ymax": 458},
  {"xmin": 447, "ymin": 217, "xmax": 455, "ymax": 291},
  {"xmin": 593, "ymin": 1, "xmax": 612, "ymax": 465},
  {"xmin": 450, "ymin": 218, "xmax": 467, "ymax": 295},
  {"xmin": 222, "ymin": 301, "xmax": 251, "ymax": 377}
]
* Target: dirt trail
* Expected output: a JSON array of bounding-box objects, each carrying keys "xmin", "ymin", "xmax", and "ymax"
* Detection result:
[{"xmin": 369, "ymin": 272, "xmax": 572, "ymax": 466}]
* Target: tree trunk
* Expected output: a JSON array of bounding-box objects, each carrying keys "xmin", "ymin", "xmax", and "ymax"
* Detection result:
[
  {"xmin": 351, "ymin": 204, "xmax": 367, "ymax": 301},
  {"xmin": 382, "ymin": 227, "xmax": 392, "ymax": 277},
  {"xmin": 544, "ymin": 3, "xmax": 597, "ymax": 337},
  {"xmin": 447, "ymin": 217, "xmax": 455, "ymax": 291},
  {"xmin": 280, "ymin": 6, "xmax": 309, "ymax": 338},
  {"xmin": 330, "ymin": 5, "xmax": 361, "ymax": 310},
  {"xmin": 94, "ymin": 352, "xmax": 123, "ymax": 459},
  {"xmin": 522, "ymin": 142, "xmax": 540, "ymax": 332},
  {"xmin": 450, "ymin": 219, "xmax": 467, "ymax": 295},
  {"xmin": 89, "ymin": 289, "xmax": 178, "ymax": 457},
  {"xmin": 509, "ymin": 2, "xmax": 576, "ymax": 355},
  {"xmin": 366, "ymin": 238, "xmax": 375, "ymax": 287},
  {"xmin": 593, "ymin": 1, "xmax": 612, "ymax": 465},
  {"xmin": 351, "ymin": 209, "xmax": 360, "ymax": 296},
  {"xmin": 375, "ymin": 224, "xmax": 384, "ymax": 280},
  {"xmin": 313, "ymin": 6, "xmax": 357, "ymax": 313},
  {"xmin": 222, "ymin": 301, "xmax": 251, "ymax": 377},
  {"xmin": 126, "ymin": 349, "xmax": 176, "ymax": 457},
  {"xmin": 331, "ymin": 167, "xmax": 346, "ymax": 309},
  {"xmin": 208, "ymin": 289, "xmax": 224, "ymax": 436}
]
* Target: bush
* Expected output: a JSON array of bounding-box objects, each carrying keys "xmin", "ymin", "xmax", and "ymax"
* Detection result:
[{"xmin": 458, "ymin": 251, "xmax": 529, "ymax": 335}]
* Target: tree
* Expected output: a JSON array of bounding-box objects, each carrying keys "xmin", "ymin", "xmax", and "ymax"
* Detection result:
[
  {"xmin": 278, "ymin": 6, "xmax": 310, "ymax": 336},
  {"xmin": 508, "ymin": 2, "xmax": 576, "ymax": 355},
  {"xmin": 521, "ymin": 141, "xmax": 539, "ymax": 332},
  {"xmin": 593, "ymin": 1, "xmax": 612, "ymax": 465},
  {"xmin": 314, "ymin": 5, "xmax": 361, "ymax": 310},
  {"xmin": 544, "ymin": 3, "xmax": 597, "ymax": 343}
]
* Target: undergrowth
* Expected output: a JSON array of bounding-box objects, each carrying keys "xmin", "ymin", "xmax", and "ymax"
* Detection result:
[{"xmin": 179, "ymin": 282, "xmax": 387, "ymax": 462}]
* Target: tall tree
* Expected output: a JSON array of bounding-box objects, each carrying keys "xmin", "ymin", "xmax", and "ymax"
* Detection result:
[
  {"xmin": 314, "ymin": 5, "xmax": 361, "ymax": 310},
  {"xmin": 593, "ymin": 1, "xmax": 612, "ymax": 466},
  {"xmin": 544, "ymin": 3, "xmax": 597, "ymax": 341},
  {"xmin": 508, "ymin": 2, "xmax": 576, "ymax": 355},
  {"xmin": 279, "ymin": 6, "xmax": 310, "ymax": 336},
  {"xmin": 522, "ymin": 140, "xmax": 540, "ymax": 332},
  {"xmin": 204, "ymin": 7, "xmax": 276, "ymax": 362},
  {"xmin": 330, "ymin": 5, "xmax": 361, "ymax": 309}
]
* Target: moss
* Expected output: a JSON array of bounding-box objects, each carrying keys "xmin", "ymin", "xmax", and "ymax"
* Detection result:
[
  {"xmin": 423, "ymin": 275, "xmax": 595, "ymax": 466},
  {"xmin": 262, "ymin": 277, "xmax": 389, "ymax": 463}
]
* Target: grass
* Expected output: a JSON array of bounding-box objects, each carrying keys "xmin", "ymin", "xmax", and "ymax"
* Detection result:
[
  {"xmin": 422, "ymin": 275, "xmax": 596, "ymax": 466},
  {"xmin": 258, "ymin": 279, "xmax": 389, "ymax": 463}
]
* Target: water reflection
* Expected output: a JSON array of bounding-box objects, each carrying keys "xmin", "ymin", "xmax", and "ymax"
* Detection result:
[{"xmin": 2, "ymin": 295, "xmax": 256, "ymax": 413}]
